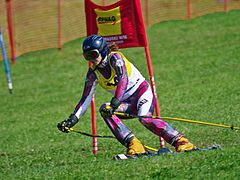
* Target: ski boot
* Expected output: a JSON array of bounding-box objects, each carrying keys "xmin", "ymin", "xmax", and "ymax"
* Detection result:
[
  {"xmin": 175, "ymin": 137, "xmax": 196, "ymax": 152},
  {"xmin": 127, "ymin": 137, "xmax": 146, "ymax": 156}
]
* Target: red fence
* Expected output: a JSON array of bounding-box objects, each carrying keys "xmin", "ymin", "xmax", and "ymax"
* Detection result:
[{"xmin": 0, "ymin": 0, "xmax": 239, "ymax": 63}]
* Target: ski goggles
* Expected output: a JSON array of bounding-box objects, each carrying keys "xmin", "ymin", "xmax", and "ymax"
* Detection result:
[{"xmin": 83, "ymin": 49, "xmax": 100, "ymax": 61}]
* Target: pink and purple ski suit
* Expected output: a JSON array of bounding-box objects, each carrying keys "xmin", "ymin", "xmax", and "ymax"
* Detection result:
[{"xmin": 73, "ymin": 51, "xmax": 182, "ymax": 147}]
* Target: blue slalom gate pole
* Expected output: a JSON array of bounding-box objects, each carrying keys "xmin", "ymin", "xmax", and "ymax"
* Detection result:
[{"xmin": 0, "ymin": 27, "xmax": 13, "ymax": 94}]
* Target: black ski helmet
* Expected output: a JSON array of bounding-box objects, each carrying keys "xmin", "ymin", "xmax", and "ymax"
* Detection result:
[{"xmin": 82, "ymin": 35, "xmax": 109, "ymax": 60}]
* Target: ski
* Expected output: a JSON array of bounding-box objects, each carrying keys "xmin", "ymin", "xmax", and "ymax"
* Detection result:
[
  {"xmin": 114, "ymin": 145, "xmax": 221, "ymax": 160},
  {"xmin": 186, "ymin": 144, "xmax": 221, "ymax": 152},
  {"xmin": 114, "ymin": 148, "xmax": 173, "ymax": 160}
]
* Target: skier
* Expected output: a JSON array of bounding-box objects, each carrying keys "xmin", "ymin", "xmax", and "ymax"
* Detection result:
[{"xmin": 57, "ymin": 35, "xmax": 195, "ymax": 155}]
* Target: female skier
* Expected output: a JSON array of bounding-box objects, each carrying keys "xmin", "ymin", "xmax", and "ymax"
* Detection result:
[{"xmin": 57, "ymin": 35, "xmax": 195, "ymax": 155}]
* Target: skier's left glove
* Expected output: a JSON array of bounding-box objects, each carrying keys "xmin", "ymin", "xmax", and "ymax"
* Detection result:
[
  {"xmin": 100, "ymin": 97, "xmax": 121, "ymax": 118},
  {"xmin": 57, "ymin": 114, "xmax": 79, "ymax": 133}
]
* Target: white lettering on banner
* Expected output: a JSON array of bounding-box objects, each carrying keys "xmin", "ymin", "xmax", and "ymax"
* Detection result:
[
  {"xmin": 104, "ymin": 36, "xmax": 118, "ymax": 41},
  {"xmin": 103, "ymin": 35, "xmax": 128, "ymax": 44},
  {"xmin": 119, "ymin": 35, "xmax": 128, "ymax": 40},
  {"xmin": 114, "ymin": 40, "xmax": 124, "ymax": 44}
]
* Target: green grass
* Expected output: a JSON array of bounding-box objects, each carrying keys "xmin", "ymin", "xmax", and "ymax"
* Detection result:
[{"xmin": 1, "ymin": 10, "xmax": 240, "ymax": 179}]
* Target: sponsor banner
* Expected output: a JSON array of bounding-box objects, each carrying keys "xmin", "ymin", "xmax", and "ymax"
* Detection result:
[{"xmin": 85, "ymin": 0, "xmax": 147, "ymax": 48}]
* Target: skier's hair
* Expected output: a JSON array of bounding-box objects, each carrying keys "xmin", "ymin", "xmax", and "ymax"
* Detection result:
[{"xmin": 108, "ymin": 43, "xmax": 119, "ymax": 53}]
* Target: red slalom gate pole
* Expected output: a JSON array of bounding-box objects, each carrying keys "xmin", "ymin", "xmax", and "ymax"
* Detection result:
[
  {"xmin": 89, "ymin": 62, "xmax": 98, "ymax": 155},
  {"xmin": 144, "ymin": 46, "xmax": 165, "ymax": 148},
  {"xmin": 57, "ymin": 0, "xmax": 62, "ymax": 49},
  {"xmin": 224, "ymin": 0, "xmax": 228, "ymax": 12},
  {"xmin": 187, "ymin": 0, "xmax": 192, "ymax": 20},
  {"xmin": 91, "ymin": 95, "xmax": 98, "ymax": 155},
  {"xmin": 5, "ymin": 0, "xmax": 15, "ymax": 64},
  {"xmin": 145, "ymin": 0, "xmax": 149, "ymax": 27}
]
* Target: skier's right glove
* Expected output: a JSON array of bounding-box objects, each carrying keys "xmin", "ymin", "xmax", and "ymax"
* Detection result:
[
  {"xmin": 100, "ymin": 97, "xmax": 121, "ymax": 119},
  {"xmin": 100, "ymin": 105, "xmax": 115, "ymax": 118},
  {"xmin": 57, "ymin": 114, "xmax": 79, "ymax": 133}
]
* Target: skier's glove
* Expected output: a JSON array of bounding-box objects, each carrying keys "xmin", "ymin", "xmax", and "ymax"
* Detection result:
[
  {"xmin": 100, "ymin": 105, "xmax": 114, "ymax": 118},
  {"xmin": 57, "ymin": 114, "xmax": 78, "ymax": 133},
  {"xmin": 100, "ymin": 97, "xmax": 121, "ymax": 118}
]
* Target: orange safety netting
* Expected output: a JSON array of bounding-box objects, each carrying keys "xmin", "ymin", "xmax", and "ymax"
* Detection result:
[{"xmin": 0, "ymin": 0, "xmax": 239, "ymax": 61}]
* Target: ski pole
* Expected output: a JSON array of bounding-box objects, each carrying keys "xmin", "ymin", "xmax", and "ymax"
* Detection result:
[
  {"xmin": 114, "ymin": 112, "xmax": 240, "ymax": 131},
  {"xmin": 68, "ymin": 128, "xmax": 158, "ymax": 152},
  {"xmin": 69, "ymin": 128, "xmax": 115, "ymax": 138}
]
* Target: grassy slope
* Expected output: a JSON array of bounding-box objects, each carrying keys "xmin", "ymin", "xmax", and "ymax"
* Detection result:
[{"xmin": 0, "ymin": 10, "xmax": 240, "ymax": 179}]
